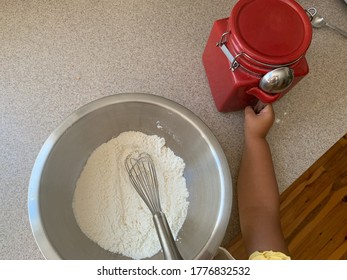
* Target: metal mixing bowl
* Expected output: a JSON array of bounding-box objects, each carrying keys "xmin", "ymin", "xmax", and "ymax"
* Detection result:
[{"xmin": 28, "ymin": 93, "xmax": 232, "ymax": 260}]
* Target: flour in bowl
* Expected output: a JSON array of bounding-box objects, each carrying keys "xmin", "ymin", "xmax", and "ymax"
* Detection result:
[{"xmin": 72, "ymin": 131, "xmax": 189, "ymax": 259}]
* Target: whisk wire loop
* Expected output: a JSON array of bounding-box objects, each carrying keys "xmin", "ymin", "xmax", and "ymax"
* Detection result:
[{"xmin": 125, "ymin": 152, "xmax": 162, "ymax": 214}]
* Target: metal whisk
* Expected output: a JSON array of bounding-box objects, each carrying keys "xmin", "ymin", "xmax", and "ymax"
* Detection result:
[{"xmin": 125, "ymin": 151, "xmax": 183, "ymax": 260}]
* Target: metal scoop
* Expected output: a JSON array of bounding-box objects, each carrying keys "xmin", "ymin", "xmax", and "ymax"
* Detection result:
[
  {"xmin": 259, "ymin": 67, "xmax": 294, "ymax": 94},
  {"xmin": 311, "ymin": 13, "xmax": 347, "ymax": 38},
  {"xmin": 253, "ymin": 67, "xmax": 294, "ymax": 113}
]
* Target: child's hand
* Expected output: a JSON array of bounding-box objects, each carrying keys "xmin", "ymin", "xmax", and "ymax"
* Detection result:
[{"xmin": 244, "ymin": 104, "xmax": 275, "ymax": 140}]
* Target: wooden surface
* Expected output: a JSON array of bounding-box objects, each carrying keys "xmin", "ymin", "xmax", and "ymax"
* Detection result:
[{"xmin": 228, "ymin": 133, "xmax": 347, "ymax": 260}]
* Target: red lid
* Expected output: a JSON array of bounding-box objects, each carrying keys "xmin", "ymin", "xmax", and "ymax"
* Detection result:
[{"xmin": 228, "ymin": 0, "xmax": 312, "ymax": 66}]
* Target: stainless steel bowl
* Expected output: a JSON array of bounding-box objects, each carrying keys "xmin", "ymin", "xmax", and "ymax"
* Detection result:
[{"xmin": 28, "ymin": 93, "xmax": 232, "ymax": 260}]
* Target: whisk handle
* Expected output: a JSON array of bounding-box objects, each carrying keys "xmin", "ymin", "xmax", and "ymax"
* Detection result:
[{"xmin": 153, "ymin": 212, "xmax": 183, "ymax": 260}]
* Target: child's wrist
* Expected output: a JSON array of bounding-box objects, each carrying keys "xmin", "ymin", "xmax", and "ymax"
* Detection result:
[
  {"xmin": 245, "ymin": 131, "xmax": 267, "ymax": 141},
  {"xmin": 245, "ymin": 133, "xmax": 268, "ymax": 145}
]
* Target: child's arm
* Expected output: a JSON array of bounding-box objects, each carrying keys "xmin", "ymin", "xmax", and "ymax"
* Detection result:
[{"xmin": 237, "ymin": 105, "xmax": 289, "ymax": 256}]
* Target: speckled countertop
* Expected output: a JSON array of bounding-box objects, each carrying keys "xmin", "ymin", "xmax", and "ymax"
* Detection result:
[{"xmin": 1, "ymin": 0, "xmax": 346, "ymax": 259}]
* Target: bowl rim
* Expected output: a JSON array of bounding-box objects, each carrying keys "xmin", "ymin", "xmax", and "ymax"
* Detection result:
[{"xmin": 28, "ymin": 93, "xmax": 233, "ymax": 260}]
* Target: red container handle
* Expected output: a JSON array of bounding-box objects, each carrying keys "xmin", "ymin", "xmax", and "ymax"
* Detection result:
[{"xmin": 246, "ymin": 87, "xmax": 281, "ymax": 103}]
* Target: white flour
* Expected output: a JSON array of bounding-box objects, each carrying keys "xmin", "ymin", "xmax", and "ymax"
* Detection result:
[{"xmin": 72, "ymin": 131, "xmax": 189, "ymax": 259}]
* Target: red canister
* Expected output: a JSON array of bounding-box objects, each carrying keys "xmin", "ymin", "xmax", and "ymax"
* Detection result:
[{"xmin": 202, "ymin": 0, "xmax": 312, "ymax": 112}]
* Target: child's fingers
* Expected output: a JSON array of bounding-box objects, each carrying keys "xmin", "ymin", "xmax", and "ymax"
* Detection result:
[{"xmin": 245, "ymin": 106, "xmax": 255, "ymax": 117}]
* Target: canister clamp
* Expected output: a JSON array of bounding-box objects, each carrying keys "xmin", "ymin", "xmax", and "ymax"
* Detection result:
[
  {"xmin": 216, "ymin": 32, "xmax": 241, "ymax": 72},
  {"xmin": 306, "ymin": 7, "xmax": 317, "ymax": 21}
]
